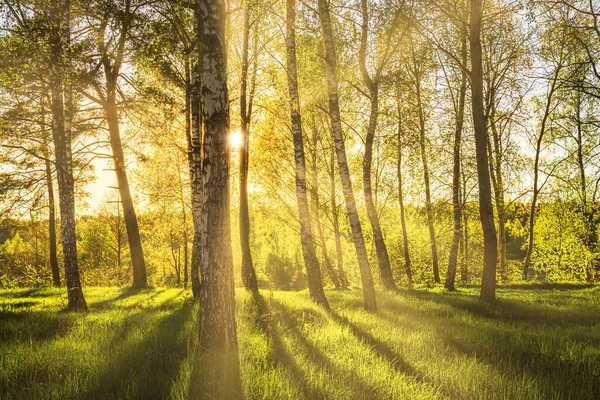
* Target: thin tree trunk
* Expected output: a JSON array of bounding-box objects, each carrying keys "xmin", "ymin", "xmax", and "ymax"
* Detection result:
[
  {"xmin": 310, "ymin": 131, "xmax": 341, "ymax": 288},
  {"xmin": 411, "ymin": 49, "xmax": 440, "ymax": 283},
  {"xmin": 285, "ymin": 0, "xmax": 329, "ymax": 307},
  {"xmin": 488, "ymin": 112, "xmax": 507, "ymax": 281},
  {"xmin": 574, "ymin": 96, "xmax": 595, "ymax": 281},
  {"xmin": 104, "ymin": 91, "xmax": 147, "ymax": 288},
  {"xmin": 48, "ymin": 0, "xmax": 86, "ymax": 311},
  {"xmin": 359, "ymin": 0, "xmax": 396, "ymax": 291},
  {"xmin": 470, "ymin": 0, "xmax": 498, "ymax": 301},
  {"xmin": 317, "ymin": 0, "xmax": 377, "ymax": 311},
  {"xmin": 446, "ymin": 25, "xmax": 467, "ymax": 291},
  {"xmin": 177, "ymin": 153, "xmax": 189, "ymax": 290},
  {"xmin": 523, "ymin": 62, "xmax": 561, "ymax": 280},
  {"xmin": 396, "ymin": 107, "xmax": 413, "ymax": 284},
  {"xmin": 461, "ymin": 167, "xmax": 469, "ymax": 283},
  {"xmin": 328, "ymin": 147, "xmax": 347, "ymax": 286},
  {"xmin": 45, "ymin": 157, "xmax": 61, "ymax": 287},
  {"xmin": 41, "ymin": 99, "xmax": 61, "ymax": 287},
  {"xmin": 198, "ymin": 0, "xmax": 238, "ymax": 349},
  {"xmin": 239, "ymin": 0, "xmax": 258, "ymax": 291}
]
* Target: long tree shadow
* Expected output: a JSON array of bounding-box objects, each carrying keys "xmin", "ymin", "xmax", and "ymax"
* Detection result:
[
  {"xmin": 395, "ymin": 288, "xmax": 600, "ymax": 327},
  {"xmin": 83, "ymin": 298, "xmax": 195, "ymax": 399},
  {"xmin": 244, "ymin": 292, "xmax": 325, "ymax": 400},
  {"xmin": 326, "ymin": 308, "xmax": 449, "ymax": 398},
  {"xmin": 269, "ymin": 299, "xmax": 384, "ymax": 399},
  {"xmin": 90, "ymin": 287, "xmax": 168, "ymax": 310},
  {"xmin": 382, "ymin": 290, "xmax": 600, "ymax": 399},
  {"xmin": 498, "ymin": 282, "xmax": 597, "ymax": 291},
  {"xmin": 0, "ymin": 309, "xmax": 77, "ymax": 343}
]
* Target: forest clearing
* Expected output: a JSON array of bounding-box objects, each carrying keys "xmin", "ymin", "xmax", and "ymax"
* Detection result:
[
  {"xmin": 3, "ymin": 0, "xmax": 600, "ymax": 397},
  {"xmin": 1, "ymin": 285, "xmax": 599, "ymax": 399}
]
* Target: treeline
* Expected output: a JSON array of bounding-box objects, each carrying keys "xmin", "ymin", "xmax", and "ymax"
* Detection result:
[{"xmin": 2, "ymin": 0, "xmax": 600, "ymax": 349}]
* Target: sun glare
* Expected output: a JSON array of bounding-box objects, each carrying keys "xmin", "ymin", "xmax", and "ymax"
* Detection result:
[{"xmin": 229, "ymin": 129, "xmax": 242, "ymax": 149}]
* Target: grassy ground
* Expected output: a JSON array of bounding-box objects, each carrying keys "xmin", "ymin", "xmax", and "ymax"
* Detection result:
[{"xmin": 1, "ymin": 284, "xmax": 599, "ymax": 399}]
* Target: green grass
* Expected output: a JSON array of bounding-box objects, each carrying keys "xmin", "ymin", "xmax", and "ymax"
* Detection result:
[{"xmin": 1, "ymin": 284, "xmax": 599, "ymax": 399}]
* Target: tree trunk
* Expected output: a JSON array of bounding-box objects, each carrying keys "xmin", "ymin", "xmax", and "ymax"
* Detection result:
[
  {"xmin": 177, "ymin": 153, "xmax": 190, "ymax": 290},
  {"xmin": 411, "ymin": 50, "xmax": 440, "ymax": 283},
  {"xmin": 198, "ymin": 0, "xmax": 238, "ymax": 349},
  {"xmin": 48, "ymin": 0, "xmax": 86, "ymax": 311},
  {"xmin": 190, "ymin": 16, "xmax": 203, "ymax": 297},
  {"xmin": 445, "ymin": 25, "xmax": 467, "ymax": 291},
  {"xmin": 310, "ymin": 131, "xmax": 341, "ymax": 288},
  {"xmin": 45, "ymin": 158, "xmax": 61, "ymax": 287},
  {"xmin": 317, "ymin": 0, "xmax": 377, "ymax": 312},
  {"xmin": 42, "ymin": 99, "xmax": 61, "ymax": 287},
  {"xmin": 359, "ymin": 0, "xmax": 396, "ymax": 291},
  {"xmin": 396, "ymin": 107, "xmax": 413, "ymax": 285},
  {"xmin": 523, "ymin": 62, "xmax": 561, "ymax": 280},
  {"xmin": 488, "ymin": 113, "xmax": 507, "ymax": 281},
  {"xmin": 470, "ymin": 0, "xmax": 498, "ymax": 302},
  {"xmin": 239, "ymin": 0, "xmax": 259, "ymax": 291},
  {"xmin": 461, "ymin": 169, "xmax": 469, "ymax": 283},
  {"xmin": 285, "ymin": 0, "xmax": 329, "ymax": 307},
  {"xmin": 104, "ymin": 90, "xmax": 147, "ymax": 289},
  {"xmin": 328, "ymin": 148, "xmax": 348, "ymax": 286}
]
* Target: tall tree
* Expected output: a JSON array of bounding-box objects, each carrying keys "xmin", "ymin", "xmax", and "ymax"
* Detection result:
[
  {"xmin": 239, "ymin": 0, "xmax": 259, "ymax": 291},
  {"xmin": 48, "ymin": 0, "xmax": 87, "ymax": 310},
  {"xmin": 318, "ymin": 0, "xmax": 377, "ymax": 311},
  {"xmin": 358, "ymin": 0, "xmax": 398, "ymax": 290},
  {"xmin": 445, "ymin": 6, "xmax": 468, "ymax": 291},
  {"xmin": 309, "ymin": 128, "xmax": 342, "ymax": 288},
  {"xmin": 396, "ymin": 98, "xmax": 413, "ymax": 284},
  {"xmin": 523, "ymin": 42, "xmax": 565, "ymax": 280},
  {"xmin": 197, "ymin": 0, "xmax": 237, "ymax": 349},
  {"xmin": 408, "ymin": 34, "xmax": 440, "ymax": 283},
  {"xmin": 284, "ymin": 0, "xmax": 329, "ymax": 307},
  {"xmin": 91, "ymin": 0, "xmax": 147, "ymax": 288},
  {"xmin": 469, "ymin": 0, "xmax": 497, "ymax": 301}
]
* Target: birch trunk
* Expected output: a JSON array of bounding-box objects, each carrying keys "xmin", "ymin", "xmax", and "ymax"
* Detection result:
[
  {"xmin": 190, "ymin": 5, "xmax": 203, "ymax": 298},
  {"xmin": 317, "ymin": 0, "xmax": 376, "ymax": 311},
  {"xmin": 285, "ymin": 0, "xmax": 329, "ymax": 306},
  {"xmin": 49, "ymin": 0, "xmax": 86, "ymax": 310},
  {"xmin": 198, "ymin": 0, "xmax": 238, "ymax": 349}
]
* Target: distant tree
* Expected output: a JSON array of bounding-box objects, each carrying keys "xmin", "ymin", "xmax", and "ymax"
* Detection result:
[{"xmin": 239, "ymin": 0, "xmax": 259, "ymax": 291}]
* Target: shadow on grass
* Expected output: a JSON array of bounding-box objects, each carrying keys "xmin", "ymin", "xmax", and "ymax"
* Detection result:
[
  {"xmin": 381, "ymin": 289, "xmax": 600, "ymax": 399},
  {"xmin": 396, "ymin": 288, "xmax": 600, "ymax": 327},
  {"xmin": 326, "ymin": 308, "xmax": 449, "ymax": 398},
  {"xmin": 269, "ymin": 299, "xmax": 383, "ymax": 399},
  {"xmin": 0, "ymin": 310, "xmax": 76, "ymax": 343},
  {"xmin": 246, "ymin": 292, "xmax": 325, "ymax": 400},
  {"xmin": 90, "ymin": 287, "xmax": 168, "ymax": 310},
  {"xmin": 84, "ymin": 298, "xmax": 196, "ymax": 399},
  {"xmin": 499, "ymin": 282, "xmax": 597, "ymax": 291}
]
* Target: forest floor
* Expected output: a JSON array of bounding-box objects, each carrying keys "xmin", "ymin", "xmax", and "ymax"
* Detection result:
[{"xmin": 0, "ymin": 284, "xmax": 599, "ymax": 399}]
